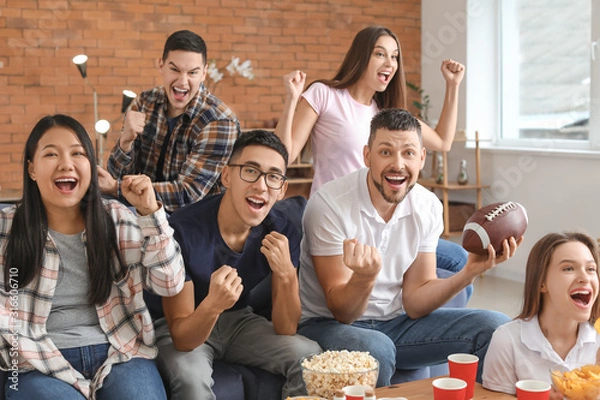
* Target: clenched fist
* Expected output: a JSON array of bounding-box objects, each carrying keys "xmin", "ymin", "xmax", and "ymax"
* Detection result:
[
  {"xmin": 342, "ymin": 239, "xmax": 382, "ymax": 279},
  {"xmin": 121, "ymin": 174, "xmax": 159, "ymax": 216},
  {"xmin": 440, "ymin": 59, "xmax": 465, "ymax": 86},
  {"xmin": 261, "ymin": 231, "xmax": 295, "ymax": 278},
  {"xmin": 282, "ymin": 70, "xmax": 307, "ymax": 103},
  {"xmin": 120, "ymin": 110, "xmax": 146, "ymax": 152},
  {"xmin": 206, "ymin": 266, "xmax": 244, "ymax": 312}
]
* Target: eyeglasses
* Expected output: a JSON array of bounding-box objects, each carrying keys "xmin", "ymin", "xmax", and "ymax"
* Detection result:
[{"xmin": 229, "ymin": 164, "xmax": 287, "ymax": 190}]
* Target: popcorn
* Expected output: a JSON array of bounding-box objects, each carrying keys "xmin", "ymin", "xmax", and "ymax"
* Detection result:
[{"xmin": 301, "ymin": 350, "xmax": 379, "ymax": 399}]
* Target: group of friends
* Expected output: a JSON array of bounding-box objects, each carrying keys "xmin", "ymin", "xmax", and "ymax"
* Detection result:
[{"xmin": 0, "ymin": 26, "xmax": 598, "ymax": 400}]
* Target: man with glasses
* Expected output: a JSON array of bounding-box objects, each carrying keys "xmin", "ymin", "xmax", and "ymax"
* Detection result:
[{"xmin": 148, "ymin": 130, "xmax": 321, "ymax": 399}]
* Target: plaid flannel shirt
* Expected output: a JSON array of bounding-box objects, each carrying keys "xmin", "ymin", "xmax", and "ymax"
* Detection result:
[
  {"xmin": 0, "ymin": 200, "xmax": 185, "ymax": 399},
  {"xmin": 107, "ymin": 86, "xmax": 240, "ymax": 213}
]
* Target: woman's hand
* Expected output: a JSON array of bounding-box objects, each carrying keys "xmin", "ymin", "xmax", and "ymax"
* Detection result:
[
  {"xmin": 441, "ymin": 59, "xmax": 465, "ymax": 86},
  {"xmin": 283, "ymin": 70, "xmax": 307, "ymax": 102},
  {"xmin": 121, "ymin": 174, "xmax": 159, "ymax": 216}
]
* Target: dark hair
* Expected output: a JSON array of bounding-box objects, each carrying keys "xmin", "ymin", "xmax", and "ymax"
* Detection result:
[
  {"xmin": 162, "ymin": 30, "xmax": 207, "ymax": 65},
  {"xmin": 517, "ymin": 231, "xmax": 600, "ymax": 323},
  {"xmin": 4, "ymin": 114, "xmax": 127, "ymax": 305},
  {"xmin": 230, "ymin": 129, "xmax": 289, "ymax": 169},
  {"xmin": 368, "ymin": 108, "xmax": 422, "ymax": 146},
  {"xmin": 311, "ymin": 26, "xmax": 407, "ymax": 110}
]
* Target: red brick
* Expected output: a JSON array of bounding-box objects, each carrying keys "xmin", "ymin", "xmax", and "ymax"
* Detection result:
[
  {"xmin": 1, "ymin": 6, "xmax": 22, "ymax": 17},
  {"xmin": 0, "ymin": 0, "xmax": 422, "ymax": 190}
]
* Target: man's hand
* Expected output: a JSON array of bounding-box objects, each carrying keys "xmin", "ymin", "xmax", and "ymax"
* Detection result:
[
  {"xmin": 120, "ymin": 110, "xmax": 146, "ymax": 152},
  {"xmin": 342, "ymin": 239, "xmax": 382, "ymax": 279},
  {"xmin": 205, "ymin": 266, "xmax": 243, "ymax": 312},
  {"xmin": 120, "ymin": 174, "xmax": 159, "ymax": 215},
  {"xmin": 465, "ymin": 236, "xmax": 523, "ymax": 276},
  {"xmin": 261, "ymin": 231, "xmax": 295, "ymax": 278},
  {"xmin": 441, "ymin": 59, "xmax": 465, "ymax": 86},
  {"xmin": 283, "ymin": 70, "xmax": 306, "ymax": 103},
  {"xmin": 97, "ymin": 166, "xmax": 117, "ymax": 197}
]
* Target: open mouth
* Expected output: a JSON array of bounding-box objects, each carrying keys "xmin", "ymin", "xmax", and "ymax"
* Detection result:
[
  {"xmin": 378, "ymin": 71, "xmax": 391, "ymax": 84},
  {"xmin": 172, "ymin": 87, "xmax": 189, "ymax": 101},
  {"xmin": 384, "ymin": 174, "xmax": 407, "ymax": 188},
  {"xmin": 570, "ymin": 289, "xmax": 592, "ymax": 307},
  {"xmin": 55, "ymin": 177, "xmax": 77, "ymax": 192},
  {"xmin": 246, "ymin": 196, "xmax": 266, "ymax": 211}
]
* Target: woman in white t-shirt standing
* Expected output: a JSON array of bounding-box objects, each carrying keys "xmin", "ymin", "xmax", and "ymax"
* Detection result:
[
  {"xmin": 275, "ymin": 25, "xmax": 464, "ymax": 195},
  {"xmin": 275, "ymin": 25, "xmax": 470, "ymax": 288}
]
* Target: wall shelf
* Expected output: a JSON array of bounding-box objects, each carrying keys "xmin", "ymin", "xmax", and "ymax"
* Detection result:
[{"xmin": 419, "ymin": 131, "xmax": 489, "ymax": 238}]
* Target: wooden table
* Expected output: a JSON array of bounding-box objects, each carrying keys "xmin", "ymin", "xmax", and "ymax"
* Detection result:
[{"xmin": 375, "ymin": 377, "xmax": 515, "ymax": 399}]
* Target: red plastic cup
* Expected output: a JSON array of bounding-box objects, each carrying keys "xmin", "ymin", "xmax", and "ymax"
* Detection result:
[
  {"xmin": 342, "ymin": 385, "xmax": 370, "ymax": 400},
  {"xmin": 432, "ymin": 377, "xmax": 467, "ymax": 400},
  {"xmin": 448, "ymin": 353, "xmax": 479, "ymax": 400},
  {"xmin": 515, "ymin": 380, "xmax": 550, "ymax": 400}
]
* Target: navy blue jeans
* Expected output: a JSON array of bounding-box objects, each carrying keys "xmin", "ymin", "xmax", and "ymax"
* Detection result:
[
  {"xmin": 4, "ymin": 343, "xmax": 166, "ymax": 399},
  {"xmin": 298, "ymin": 308, "xmax": 510, "ymax": 387},
  {"xmin": 436, "ymin": 238, "xmax": 472, "ymax": 299}
]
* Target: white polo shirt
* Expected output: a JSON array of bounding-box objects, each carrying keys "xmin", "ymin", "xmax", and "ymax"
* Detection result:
[
  {"xmin": 299, "ymin": 168, "xmax": 443, "ymax": 323},
  {"xmin": 482, "ymin": 316, "xmax": 600, "ymax": 394}
]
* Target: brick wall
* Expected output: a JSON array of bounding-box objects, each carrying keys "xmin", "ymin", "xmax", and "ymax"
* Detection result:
[{"xmin": 0, "ymin": 0, "xmax": 421, "ymax": 191}]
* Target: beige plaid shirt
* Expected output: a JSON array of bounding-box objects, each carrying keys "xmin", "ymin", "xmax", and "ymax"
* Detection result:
[{"xmin": 0, "ymin": 200, "xmax": 185, "ymax": 398}]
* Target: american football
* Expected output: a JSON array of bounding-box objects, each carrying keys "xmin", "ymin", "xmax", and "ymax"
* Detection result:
[{"xmin": 462, "ymin": 201, "xmax": 528, "ymax": 255}]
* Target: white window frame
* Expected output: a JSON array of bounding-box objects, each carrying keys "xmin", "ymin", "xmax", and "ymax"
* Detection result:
[{"xmin": 466, "ymin": 0, "xmax": 600, "ymax": 153}]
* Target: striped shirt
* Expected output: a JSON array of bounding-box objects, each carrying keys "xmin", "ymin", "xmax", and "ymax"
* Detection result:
[
  {"xmin": 0, "ymin": 200, "xmax": 185, "ymax": 398},
  {"xmin": 108, "ymin": 86, "xmax": 240, "ymax": 213}
]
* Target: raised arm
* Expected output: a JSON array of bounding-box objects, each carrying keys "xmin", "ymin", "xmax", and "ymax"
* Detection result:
[
  {"xmin": 151, "ymin": 118, "xmax": 238, "ymax": 213},
  {"xmin": 111, "ymin": 174, "xmax": 185, "ymax": 297},
  {"xmin": 107, "ymin": 100, "xmax": 145, "ymax": 179},
  {"xmin": 162, "ymin": 266, "xmax": 243, "ymax": 351},
  {"xmin": 401, "ymin": 237, "xmax": 521, "ymax": 319},
  {"xmin": 313, "ymin": 239, "xmax": 381, "ymax": 324},
  {"xmin": 420, "ymin": 59, "xmax": 465, "ymax": 152},
  {"xmin": 274, "ymin": 71, "xmax": 319, "ymax": 164},
  {"xmin": 260, "ymin": 231, "xmax": 301, "ymax": 335}
]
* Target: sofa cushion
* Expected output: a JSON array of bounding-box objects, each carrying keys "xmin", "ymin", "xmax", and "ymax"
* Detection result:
[
  {"xmin": 224, "ymin": 363, "xmax": 285, "ymax": 400},
  {"xmin": 212, "ymin": 361, "xmax": 246, "ymax": 399}
]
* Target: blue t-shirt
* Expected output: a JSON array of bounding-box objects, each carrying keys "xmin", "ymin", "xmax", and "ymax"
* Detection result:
[{"xmin": 147, "ymin": 194, "xmax": 301, "ymax": 319}]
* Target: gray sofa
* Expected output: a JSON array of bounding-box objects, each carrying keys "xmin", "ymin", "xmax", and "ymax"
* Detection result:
[
  {"xmin": 0, "ymin": 199, "xmax": 469, "ymax": 399},
  {"xmin": 168, "ymin": 196, "xmax": 469, "ymax": 399}
]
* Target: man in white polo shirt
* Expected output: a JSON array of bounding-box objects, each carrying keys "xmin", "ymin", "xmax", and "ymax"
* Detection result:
[{"xmin": 297, "ymin": 108, "xmax": 523, "ymax": 387}]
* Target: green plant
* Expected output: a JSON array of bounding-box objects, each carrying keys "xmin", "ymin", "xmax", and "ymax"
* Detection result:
[{"xmin": 407, "ymin": 82, "xmax": 431, "ymax": 122}]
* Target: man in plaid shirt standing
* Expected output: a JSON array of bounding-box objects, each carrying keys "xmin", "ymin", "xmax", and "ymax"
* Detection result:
[{"xmin": 99, "ymin": 30, "xmax": 240, "ymax": 213}]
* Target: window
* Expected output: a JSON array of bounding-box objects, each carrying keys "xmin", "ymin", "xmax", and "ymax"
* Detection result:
[{"xmin": 498, "ymin": 0, "xmax": 600, "ymax": 150}]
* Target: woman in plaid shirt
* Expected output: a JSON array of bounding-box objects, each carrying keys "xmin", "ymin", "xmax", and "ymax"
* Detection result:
[{"xmin": 0, "ymin": 115, "xmax": 185, "ymax": 399}]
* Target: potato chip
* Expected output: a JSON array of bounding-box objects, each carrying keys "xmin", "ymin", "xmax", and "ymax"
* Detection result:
[
  {"xmin": 594, "ymin": 318, "xmax": 600, "ymax": 335},
  {"xmin": 552, "ymin": 364, "xmax": 600, "ymax": 400}
]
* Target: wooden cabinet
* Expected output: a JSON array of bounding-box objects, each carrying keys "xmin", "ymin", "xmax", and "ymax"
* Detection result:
[
  {"xmin": 285, "ymin": 159, "xmax": 313, "ymax": 199},
  {"xmin": 418, "ymin": 131, "xmax": 489, "ymax": 238}
]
